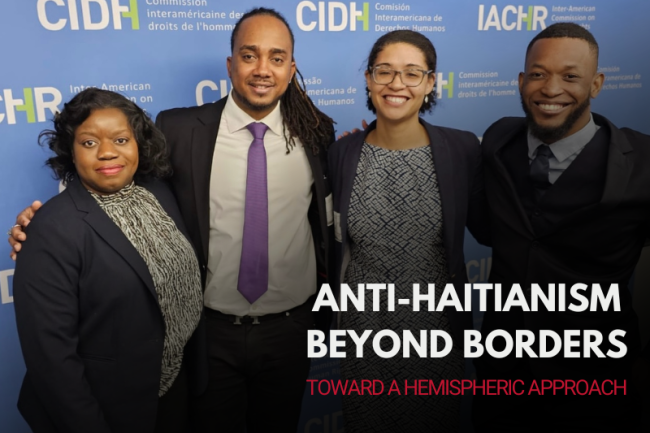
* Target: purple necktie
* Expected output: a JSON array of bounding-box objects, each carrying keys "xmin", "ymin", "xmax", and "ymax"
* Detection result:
[{"xmin": 237, "ymin": 122, "xmax": 270, "ymax": 304}]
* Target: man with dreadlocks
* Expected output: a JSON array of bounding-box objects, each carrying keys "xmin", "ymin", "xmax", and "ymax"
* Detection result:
[
  {"xmin": 153, "ymin": 7, "xmax": 335, "ymax": 432},
  {"xmin": 152, "ymin": 7, "xmax": 335, "ymax": 433}
]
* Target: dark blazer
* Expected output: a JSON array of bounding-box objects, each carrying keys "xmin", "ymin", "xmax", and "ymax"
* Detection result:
[
  {"xmin": 328, "ymin": 119, "xmax": 489, "ymax": 344},
  {"xmin": 479, "ymin": 113, "xmax": 650, "ymax": 379},
  {"xmin": 13, "ymin": 177, "xmax": 204, "ymax": 433},
  {"xmin": 154, "ymin": 96, "xmax": 334, "ymax": 330},
  {"xmin": 474, "ymin": 114, "xmax": 650, "ymax": 430}
]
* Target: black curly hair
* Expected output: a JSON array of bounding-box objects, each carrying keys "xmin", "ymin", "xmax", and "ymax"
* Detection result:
[
  {"xmin": 365, "ymin": 30, "xmax": 437, "ymax": 114},
  {"xmin": 39, "ymin": 87, "xmax": 171, "ymax": 183},
  {"xmin": 526, "ymin": 22, "xmax": 599, "ymax": 62}
]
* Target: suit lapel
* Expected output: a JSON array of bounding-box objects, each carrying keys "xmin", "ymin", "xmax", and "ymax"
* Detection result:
[
  {"xmin": 67, "ymin": 179, "xmax": 157, "ymax": 301},
  {"xmin": 191, "ymin": 99, "xmax": 225, "ymax": 264},
  {"xmin": 339, "ymin": 125, "xmax": 370, "ymax": 255},
  {"xmin": 425, "ymin": 122, "xmax": 456, "ymax": 271},
  {"xmin": 304, "ymin": 141, "xmax": 328, "ymax": 249},
  {"xmin": 490, "ymin": 121, "xmax": 536, "ymax": 235},
  {"xmin": 595, "ymin": 114, "xmax": 633, "ymax": 212}
]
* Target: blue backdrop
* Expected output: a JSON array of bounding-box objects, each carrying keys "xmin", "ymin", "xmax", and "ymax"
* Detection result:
[{"xmin": 1, "ymin": 1, "xmax": 648, "ymax": 431}]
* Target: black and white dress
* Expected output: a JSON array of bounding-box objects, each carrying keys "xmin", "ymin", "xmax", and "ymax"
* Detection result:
[{"xmin": 340, "ymin": 142, "xmax": 463, "ymax": 433}]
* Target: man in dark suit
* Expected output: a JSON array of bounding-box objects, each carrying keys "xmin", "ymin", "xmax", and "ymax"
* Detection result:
[
  {"xmin": 9, "ymin": 7, "xmax": 335, "ymax": 433},
  {"xmin": 473, "ymin": 22, "xmax": 650, "ymax": 432},
  {"xmin": 153, "ymin": 8, "xmax": 335, "ymax": 433}
]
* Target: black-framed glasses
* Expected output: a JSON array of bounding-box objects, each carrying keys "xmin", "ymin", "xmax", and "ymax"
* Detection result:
[{"xmin": 370, "ymin": 66, "xmax": 433, "ymax": 87}]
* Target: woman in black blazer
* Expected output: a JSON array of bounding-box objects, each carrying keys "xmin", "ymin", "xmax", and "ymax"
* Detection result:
[
  {"xmin": 13, "ymin": 88, "xmax": 205, "ymax": 433},
  {"xmin": 328, "ymin": 31, "xmax": 489, "ymax": 432}
]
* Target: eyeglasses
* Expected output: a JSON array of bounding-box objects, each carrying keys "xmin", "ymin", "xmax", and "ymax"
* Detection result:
[{"xmin": 370, "ymin": 66, "xmax": 433, "ymax": 87}]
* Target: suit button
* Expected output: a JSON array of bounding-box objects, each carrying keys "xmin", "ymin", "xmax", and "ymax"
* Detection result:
[
  {"xmin": 532, "ymin": 241, "xmax": 539, "ymax": 249},
  {"xmin": 533, "ymin": 209, "xmax": 541, "ymax": 216},
  {"xmin": 451, "ymin": 274, "xmax": 456, "ymax": 279}
]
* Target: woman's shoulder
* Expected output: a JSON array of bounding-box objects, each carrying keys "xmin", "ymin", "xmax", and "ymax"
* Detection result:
[
  {"xmin": 422, "ymin": 120, "xmax": 480, "ymax": 145},
  {"xmin": 330, "ymin": 129, "xmax": 365, "ymax": 153},
  {"xmin": 33, "ymin": 188, "xmax": 81, "ymax": 219},
  {"xmin": 20, "ymin": 188, "xmax": 89, "ymax": 257},
  {"xmin": 329, "ymin": 130, "xmax": 367, "ymax": 174}
]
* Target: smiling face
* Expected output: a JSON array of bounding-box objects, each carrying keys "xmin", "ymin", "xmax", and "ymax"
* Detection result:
[
  {"xmin": 73, "ymin": 107, "xmax": 139, "ymax": 195},
  {"xmin": 227, "ymin": 14, "xmax": 296, "ymax": 120},
  {"xmin": 519, "ymin": 37, "xmax": 604, "ymax": 143},
  {"xmin": 365, "ymin": 42, "xmax": 434, "ymax": 125}
]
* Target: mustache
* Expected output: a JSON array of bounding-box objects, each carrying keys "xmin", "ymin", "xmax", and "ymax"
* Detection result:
[{"xmin": 520, "ymin": 95, "xmax": 591, "ymax": 143}]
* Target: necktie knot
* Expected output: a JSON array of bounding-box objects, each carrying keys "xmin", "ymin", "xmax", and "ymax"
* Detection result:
[
  {"xmin": 536, "ymin": 144, "xmax": 553, "ymax": 159},
  {"xmin": 247, "ymin": 122, "xmax": 269, "ymax": 141}
]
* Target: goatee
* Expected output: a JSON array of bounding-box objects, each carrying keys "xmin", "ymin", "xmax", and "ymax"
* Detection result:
[
  {"xmin": 232, "ymin": 88, "xmax": 279, "ymax": 115},
  {"xmin": 520, "ymin": 95, "xmax": 590, "ymax": 143}
]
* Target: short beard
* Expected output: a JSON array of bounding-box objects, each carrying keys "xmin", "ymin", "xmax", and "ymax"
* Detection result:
[
  {"xmin": 520, "ymin": 95, "xmax": 590, "ymax": 143},
  {"xmin": 232, "ymin": 87, "xmax": 280, "ymax": 115}
]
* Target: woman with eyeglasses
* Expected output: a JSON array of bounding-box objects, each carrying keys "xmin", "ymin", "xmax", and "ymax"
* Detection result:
[{"xmin": 329, "ymin": 30, "xmax": 489, "ymax": 432}]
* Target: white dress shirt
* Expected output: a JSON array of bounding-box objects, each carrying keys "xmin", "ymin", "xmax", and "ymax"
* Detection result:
[{"xmin": 204, "ymin": 93, "xmax": 316, "ymax": 316}]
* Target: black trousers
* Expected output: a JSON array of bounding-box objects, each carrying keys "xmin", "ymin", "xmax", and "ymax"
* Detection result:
[{"xmin": 192, "ymin": 301, "xmax": 314, "ymax": 433}]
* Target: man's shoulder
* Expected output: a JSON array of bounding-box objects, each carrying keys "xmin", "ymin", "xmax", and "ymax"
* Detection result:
[
  {"xmin": 593, "ymin": 112, "xmax": 650, "ymax": 146},
  {"xmin": 480, "ymin": 117, "xmax": 526, "ymax": 149},
  {"xmin": 156, "ymin": 98, "xmax": 227, "ymax": 126},
  {"xmin": 485, "ymin": 117, "xmax": 526, "ymax": 135},
  {"xmin": 620, "ymin": 127, "xmax": 650, "ymax": 145}
]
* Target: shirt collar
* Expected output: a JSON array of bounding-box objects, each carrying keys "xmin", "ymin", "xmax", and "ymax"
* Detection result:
[
  {"xmin": 527, "ymin": 113, "xmax": 599, "ymax": 163},
  {"xmin": 223, "ymin": 90, "xmax": 284, "ymax": 137}
]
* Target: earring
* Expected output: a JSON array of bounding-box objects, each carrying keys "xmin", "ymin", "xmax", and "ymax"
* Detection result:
[
  {"xmin": 424, "ymin": 95, "xmax": 429, "ymax": 104},
  {"xmin": 368, "ymin": 91, "xmax": 372, "ymax": 97}
]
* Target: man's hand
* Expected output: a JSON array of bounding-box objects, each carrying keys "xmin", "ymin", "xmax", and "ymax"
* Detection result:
[
  {"xmin": 337, "ymin": 119, "xmax": 369, "ymax": 140},
  {"xmin": 8, "ymin": 200, "xmax": 42, "ymax": 261}
]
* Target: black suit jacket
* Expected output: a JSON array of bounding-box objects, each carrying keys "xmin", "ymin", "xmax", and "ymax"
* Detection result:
[
  {"xmin": 155, "ymin": 96, "xmax": 334, "ymax": 330},
  {"xmin": 328, "ymin": 119, "xmax": 489, "ymax": 344},
  {"xmin": 14, "ymin": 177, "xmax": 204, "ymax": 433},
  {"xmin": 479, "ymin": 113, "xmax": 650, "ymax": 379}
]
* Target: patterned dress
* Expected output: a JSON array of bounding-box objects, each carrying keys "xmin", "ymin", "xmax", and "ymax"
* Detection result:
[{"xmin": 340, "ymin": 142, "xmax": 464, "ymax": 432}]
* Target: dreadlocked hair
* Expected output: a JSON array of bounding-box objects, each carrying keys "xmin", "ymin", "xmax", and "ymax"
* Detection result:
[{"xmin": 279, "ymin": 68, "xmax": 335, "ymax": 155}]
